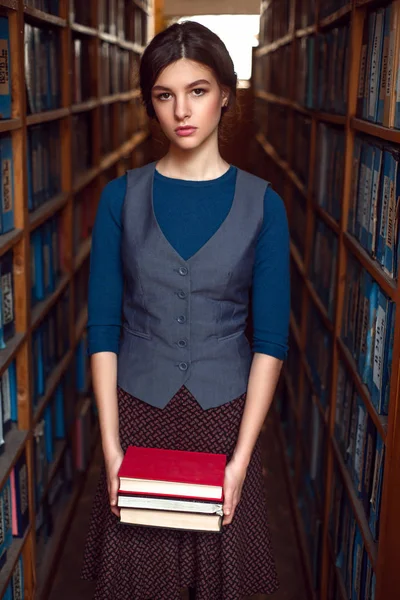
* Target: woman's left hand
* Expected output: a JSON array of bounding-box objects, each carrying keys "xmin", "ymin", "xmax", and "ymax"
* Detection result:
[{"xmin": 222, "ymin": 458, "xmax": 248, "ymax": 526}]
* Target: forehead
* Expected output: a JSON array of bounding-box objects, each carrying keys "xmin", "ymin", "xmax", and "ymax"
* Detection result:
[{"xmin": 154, "ymin": 58, "xmax": 218, "ymax": 88}]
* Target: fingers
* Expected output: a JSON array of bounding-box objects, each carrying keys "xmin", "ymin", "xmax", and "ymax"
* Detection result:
[
  {"xmin": 108, "ymin": 476, "xmax": 120, "ymax": 518},
  {"xmin": 223, "ymin": 490, "xmax": 238, "ymax": 526}
]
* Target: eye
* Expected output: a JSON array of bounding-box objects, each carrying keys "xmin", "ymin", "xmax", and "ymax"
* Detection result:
[
  {"xmin": 157, "ymin": 92, "xmax": 172, "ymax": 100},
  {"xmin": 192, "ymin": 88, "xmax": 206, "ymax": 97}
]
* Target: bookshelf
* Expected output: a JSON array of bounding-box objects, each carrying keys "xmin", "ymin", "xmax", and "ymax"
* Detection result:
[
  {"xmin": 252, "ymin": 1, "xmax": 400, "ymax": 599},
  {"xmin": 0, "ymin": 1, "xmax": 153, "ymax": 598}
]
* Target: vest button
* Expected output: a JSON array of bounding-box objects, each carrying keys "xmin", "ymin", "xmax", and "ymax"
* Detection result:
[
  {"xmin": 177, "ymin": 315, "xmax": 186, "ymax": 324},
  {"xmin": 178, "ymin": 266, "xmax": 188, "ymax": 276},
  {"xmin": 178, "ymin": 362, "xmax": 188, "ymax": 371},
  {"xmin": 178, "ymin": 339, "xmax": 187, "ymax": 348},
  {"xmin": 177, "ymin": 290, "xmax": 187, "ymax": 299}
]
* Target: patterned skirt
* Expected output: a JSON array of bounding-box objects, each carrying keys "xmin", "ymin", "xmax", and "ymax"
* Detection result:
[{"xmin": 81, "ymin": 385, "xmax": 279, "ymax": 600}]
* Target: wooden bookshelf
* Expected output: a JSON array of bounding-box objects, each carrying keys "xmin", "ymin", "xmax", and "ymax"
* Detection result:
[
  {"xmin": 253, "ymin": 1, "xmax": 400, "ymax": 599},
  {"xmin": 0, "ymin": 1, "xmax": 153, "ymax": 598}
]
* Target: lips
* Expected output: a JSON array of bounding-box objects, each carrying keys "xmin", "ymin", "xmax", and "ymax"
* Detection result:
[{"xmin": 175, "ymin": 126, "xmax": 197, "ymax": 137}]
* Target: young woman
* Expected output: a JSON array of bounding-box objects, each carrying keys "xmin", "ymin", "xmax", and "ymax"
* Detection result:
[{"xmin": 81, "ymin": 21, "xmax": 290, "ymax": 600}]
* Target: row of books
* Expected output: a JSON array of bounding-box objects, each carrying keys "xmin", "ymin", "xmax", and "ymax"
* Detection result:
[
  {"xmin": 1, "ymin": 555, "xmax": 24, "ymax": 600},
  {"xmin": 25, "ymin": 0, "xmax": 59, "ymax": 14},
  {"xmin": 336, "ymin": 359, "xmax": 385, "ymax": 541},
  {"xmin": 98, "ymin": 0, "xmax": 149, "ymax": 46},
  {"xmin": 253, "ymin": 45, "xmax": 291, "ymax": 99},
  {"xmin": 30, "ymin": 213, "xmax": 64, "ymax": 307},
  {"xmin": 25, "ymin": 23, "xmax": 61, "ymax": 115},
  {"xmin": 27, "ymin": 121, "xmax": 62, "ymax": 212},
  {"xmin": 349, "ymin": 135, "xmax": 400, "ymax": 280},
  {"xmin": 0, "ymin": 134, "xmax": 15, "ymax": 235},
  {"xmin": 295, "ymin": 26, "xmax": 350, "ymax": 114},
  {"xmin": 342, "ymin": 255, "xmax": 395, "ymax": 415},
  {"xmin": 259, "ymin": 0, "xmax": 291, "ymax": 47},
  {"xmin": 0, "ymin": 250, "xmax": 15, "ymax": 350},
  {"xmin": 320, "ymin": 0, "xmax": 349, "ymax": 20},
  {"xmin": 0, "ymin": 361, "xmax": 18, "ymax": 455},
  {"xmin": 32, "ymin": 290, "xmax": 70, "ymax": 408},
  {"xmin": 295, "ymin": 0, "xmax": 316, "ymax": 29},
  {"xmin": 0, "ymin": 450, "xmax": 29, "ymax": 562},
  {"xmin": 314, "ymin": 123, "xmax": 345, "ymax": 222},
  {"xmin": 306, "ymin": 308, "xmax": 332, "ymax": 409},
  {"xmin": 99, "ymin": 43, "xmax": 134, "ymax": 98},
  {"xmin": 301, "ymin": 377, "xmax": 326, "ymax": 508},
  {"xmin": 357, "ymin": 3, "xmax": 400, "ymax": 129},
  {"xmin": 253, "ymin": 98, "xmax": 289, "ymax": 162},
  {"xmin": 329, "ymin": 464, "xmax": 376, "ymax": 599},
  {"xmin": 310, "ymin": 217, "xmax": 338, "ymax": 320}
]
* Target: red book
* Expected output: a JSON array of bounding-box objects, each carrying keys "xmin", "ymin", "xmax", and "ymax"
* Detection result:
[{"xmin": 118, "ymin": 446, "xmax": 227, "ymax": 501}]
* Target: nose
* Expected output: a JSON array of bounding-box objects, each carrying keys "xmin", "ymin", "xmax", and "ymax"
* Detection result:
[{"xmin": 174, "ymin": 94, "xmax": 191, "ymax": 122}]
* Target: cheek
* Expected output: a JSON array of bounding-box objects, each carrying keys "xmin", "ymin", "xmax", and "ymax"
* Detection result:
[{"xmin": 201, "ymin": 96, "xmax": 223, "ymax": 122}]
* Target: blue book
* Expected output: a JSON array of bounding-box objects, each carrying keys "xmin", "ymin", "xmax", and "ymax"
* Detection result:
[
  {"xmin": 42, "ymin": 220, "xmax": 54, "ymax": 296},
  {"xmin": 368, "ymin": 8, "xmax": 385, "ymax": 122},
  {"xmin": 361, "ymin": 417, "xmax": 376, "ymax": 518},
  {"xmin": 377, "ymin": 5, "xmax": 392, "ymax": 124},
  {"xmin": 12, "ymin": 553, "xmax": 24, "ymax": 600},
  {"xmin": 352, "ymin": 397, "xmax": 368, "ymax": 496},
  {"xmin": 369, "ymin": 433, "xmax": 385, "ymax": 540},
  {"xmin": 377, "ymin": 149, "xmax": 396, "ymax": 269},
  {"xmin": 355, "ymin": 141, "xmax": 367, "ymax": 241},
  {"xmin": 360, "ymin": 144, "xmax": 374, "ymax": 250},
  {"xmin": 349, "ymin": 137, "xmax": 362, "ymax": 236},
  {"xmin": 26, "ymin": 132, "xmax": 34, "ymax": 211},
  {"xmin": 31, "ymin": 228, "xmax": 44, "ymax": 304},
  {"xmin": 32, "ymin": 327, "xmax": 45, "ymax": 403},
  {"xmin": 0, "ymin": 134, "xmax": 15, "ymax": 233},
  {"xmin": 383, "ymin": 303, "xmax": 395, "ymax": 415},
  {"xmin": 362, "ymin": 274, "xmax": 378, "ymax": 392},
  {"xmin": 383, "ymin": 150, "xmax": 399, "ymax": 277},
  {"xmin": 351, "ymin": 524, "xmax": 364, "ymax": 600},
  {"xmin": 2, "ymin": 477, "xmax": 12, "ymax": 549},
  {"xmin": 54, "ymin": 383, "xmax": 65, "ymax": 438},
  {"xmin": 3, "ymin": 582, "xmax": 12, "ymax": 600},
  {"xmin": 0, "ymin": 18, "xmax": 11, "ymax": 120},
  {"xmin": 363, "ymin": 12, "xmax": 377, "ymax": 119},
  {"xmin": 7, "ymin": 361, "xmax": 17, "ymax": 422},
  {"xmin": 1, "ymin": 366, "xmax": 12, "ymax": 434},
  {"xmin": 372, "ymin": 289, "xmax": 389, "ymax": 413},
  {"xmin": 44, "ymin": 403, "xmax": 54, "ymax": 464}
]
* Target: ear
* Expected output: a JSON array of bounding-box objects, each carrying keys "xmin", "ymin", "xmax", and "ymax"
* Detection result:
[{"xmin": 221, "ymin": 92, "xmax": 229, "ymax": 107}]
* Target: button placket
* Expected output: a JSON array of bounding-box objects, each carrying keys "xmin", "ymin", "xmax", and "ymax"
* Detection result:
[{"xmin": 176, "ymin": 264, "xmax": 189, "ymax": 372}]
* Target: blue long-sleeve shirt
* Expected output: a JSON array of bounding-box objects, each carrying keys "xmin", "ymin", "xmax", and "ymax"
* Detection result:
[{"xmin": 87, "ymin": 166, "xmax": 290, "ymax": 360}]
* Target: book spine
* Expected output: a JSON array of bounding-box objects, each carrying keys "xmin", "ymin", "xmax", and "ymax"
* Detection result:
[
  {"xmin": 0, "ymin": 17, "xmax": 11, "ymax": 120},
  {"xmin": 377, "ymin": 6, "xmax": 391, "ymax": 124},
  {"xmin": 0, "ymin": 134, "xmax": 15, "ymax": 234}
]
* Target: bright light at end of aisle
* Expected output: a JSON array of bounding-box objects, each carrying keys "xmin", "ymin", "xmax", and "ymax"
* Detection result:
[{"xmin": 177, "ymin": 14, "xmax": 260, "ymax": 81}]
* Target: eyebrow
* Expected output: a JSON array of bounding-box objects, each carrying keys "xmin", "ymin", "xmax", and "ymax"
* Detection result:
[{"xmin": 152, "ymin": 79, "xmax": 211, "ymax": 92}]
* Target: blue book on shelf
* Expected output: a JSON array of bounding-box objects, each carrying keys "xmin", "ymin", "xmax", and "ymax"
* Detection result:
[
  {"xmin": 0, "ymin": 18, "xmax": 12, "ymax": 120},
  {"xmin": 2, "ymin": 477, "xmax": 12, "ymax": 549},
  {"xmin": 1, "ymin": 364, "xmax": 12, "ymax": 435},
  {"xmin": 10, "ymin": 448, "xmax": 29, "ymax": 537},
  {"xmin": 44, "ymin": 403, "xmax": 54, "ymax": 464},
  {"xmin": 26, "ymin": 133, "xmax": 34, "ymax": 212},
  {"xmin": 32, "ymin": 228, "xmax": 45, "ymax": 304},
  {"xmin": 362, "ymin": 273, "xmax": 378, "ymax": 392},
  {"xmin": 369, "ymin": 144, "xmax": 383, "ymax": 256},
  {"xmin": 0, "ymin": 249, "xmax": 14, "ymax": 343},
  {"xmin": 361, "ymin": 416, "xmax": 376, "ymax": 519},
  {"xmin": 3, "ymin": 582, "xmax": 12, "ymax": 600},
  {"xmin": 12, "ymin": 554, "xmax": 24, "ymax": 600},
  {"xmin": 348, "ymin": 137, "xmax": 362, "ymax": 236},
  {"xmin": 32, "ymin": 327, "xmax": 45, "ymax": 403},
  {"xmin": 382, "ymin": 302, "xmax": 395, "ymax": 415},
  {"xmin": 369, "ymin": 433, "xmax": 385, "ymax": 541},
  {"xmin": 377, "ymin": 5, "xmax": 392, "ymax": 124},
  {"xmin": 8, "ymin": 360, "xmax": 17, "ymax": 422},
  {"xmin": 372, "ymin": 289, "xmax": 389, "ymax": 413},
  {"xmin": 0, "ymin": 134, "xmax": 15, "ymax": 234},
  {"xmin": 376, "ymin": 149, "xmax": 396, "ymax": 269},
  {"xmin": 355, "ymin": 141, "xmax": 367, "ymax": 241},
  {"xmin": 351, "ymin": 524, "xmax": 364, "ymax": 600},
  {"xmin": 368, "ymin": 8, "xmax": 385, "ymax": 123},
  {"xmin": 363, "ymin": 12, "xmax": 377, "ymax": 119},
  {"xmin": 383, "ymin": 150, "xmax": 399, "ymax": 277},
  {"xmin": 360, "ymin": 143, "xmax": 374, "ymax": 250},
  {"xmin": 54, "ymin": 383, "xmax": 65, "ymax": 438}
]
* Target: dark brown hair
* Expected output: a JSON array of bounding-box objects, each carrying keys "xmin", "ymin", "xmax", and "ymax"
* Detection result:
[{"xmin": 139, "ymin": 21, "xmax": 237, "ymax": 119}]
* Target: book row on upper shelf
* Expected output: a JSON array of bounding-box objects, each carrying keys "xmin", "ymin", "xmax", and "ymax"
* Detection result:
[
  {"xmin": 259, "ymin": 0, "xmax": 291, "ymax": 47},
  {"xmin": 255, "ymin": 1, "xmax": 400, "ymax": 131},
  {"xmin": 25, "ymin": 0, "xmax": 59, "ymax": 15}
]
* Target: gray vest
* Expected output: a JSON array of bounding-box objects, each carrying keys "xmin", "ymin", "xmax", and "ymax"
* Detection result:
[{"xmin": 117, "ymin": 161, "xmax": 269, "ymax": 409}]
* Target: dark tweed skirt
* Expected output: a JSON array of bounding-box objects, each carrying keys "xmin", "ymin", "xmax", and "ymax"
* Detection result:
[{"xmin": 81, "ymin": 385, "xmax": 279, "ymax": 599}]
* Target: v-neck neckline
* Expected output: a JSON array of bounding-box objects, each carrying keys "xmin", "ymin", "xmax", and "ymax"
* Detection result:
[{"xmin": 149, "ymin": 162, "xmax": 240, "ymax": 264}]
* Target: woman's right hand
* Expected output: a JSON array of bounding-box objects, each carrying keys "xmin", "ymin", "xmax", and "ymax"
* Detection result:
[{"xmin": 105, "ymin": 447, "xmax": 124, "ymax": 517}]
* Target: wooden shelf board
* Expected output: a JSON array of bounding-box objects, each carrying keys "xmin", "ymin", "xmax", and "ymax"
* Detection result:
[
  {"xmin": 343, "ymin": 232, "xmax": 397, "ymax": 301},
  {"xmin": 313, "ymin": 201, "xmax": 340, "ymax": 235},
  {"xmin": 133, "ymin": 0, "xmax": 151, "ymax": 15},
  {"xmin": 290, "ymin": 241, "xmax": 306, "ymax": 276},
  {"xmin": 100, "ymin": 147, "xmax": 121, "ymax": 171},
  {"xmin": 120, "ymin": 89, "xmax": 141, "ymax": 102},
  {"xmin": 291, "ymin": 102, "xmax": 312, "ymax": 117},
  {"xmin": 23, "ymin": 5, "xmax": 66, "ymax": 27},
  {"xmin": 74, "ymin": 236, "xmax": 92, "ymax": 272},
  {"xmin": 0, "ymin": 525, "xmax": 31, "ymax": 597},
  {"xmin": 255, "ymin": 90, "xmax": 292, "ymax": 107},
  {"xmin": 295, "ymin": 25, "xmax": 317, "ymax": 38},
  {"xmin": 0, "ymin": 117, "xmax": 22, "ymax": 133},
  {"xmin": 255, "ymin": 32, "xmax": 293, "ymax": 57},
  {"xmin": 74, "ymin": 306, "xmax": 88, "ymax": 344},
  {"xmin": 100, "ymin": 93, "xmax": 121, "ymax": 106},
  {"xmin": 331, "ymin": 436, "xmax": 378, "ymax": 568},
  {"xmin": 0, "ymin": 332, "xmax": 26, "ymax": 379},
  {"xmin": 0, "ymin": 0, "xmax": 18, "ymax": 10},
  {"xmin": 98, "ymin": 31, "xmax": 118, "ymax": 43},
  {"xmin": 275, "ymin": 410, "xmax": 317, "ymax": 600},
  {"xmin": 118, "ymin": 39, "xmax": 144, "ymax": 53},
  {"xmin": 352, "ymin": 118, "xmax": 400, "ymax": 144},
  {"xmin": 0, "ymin": 425, "xmax": 30, "ymax": 490},
  {"xmin": 306, "ymin": 279, "xmax": 335, "ymax": 334},
  {"xmin": 319, "ymin": 4, "xmax": 352, "ymax": 29},
  {"xmin": 256, "ymin": 132, "xmax": 289, "ymax": 172},
  {"xmin": 70, "ymin": 22, "xmax": 98, "ymax": 37},
  {"xmin": 287, "ymin": 168, "xmax": 308, "ymax": 199},
  {"xmin": 118, "ymin": 129, "xmax": 150, "ymax": 156},
  {"xmin": 315, "ymin": 111, "xmax": 346, "ymax": 126},
  {"xmin": 0, "ymin": 228, "xmax": 23, "ymax": 258},
  {"xmin": 27, "ymin": 107, "xmax": 69, "ymax": 126},
  {"xmin": 33, "ymin": 349, "xmax": 73, "ymax": 428},
  {"xmin": 72, "ymin": 166, "xmax": 99, "ymax": 195},
  {"xmin": 29, "ymin": 192, "xmax": 69, "ymax": 232},
  {"xmin": 31, "ymin": 274, "xmax": 70, "ymax": 331},
  {"xmin": 336, "ymin": 337, "xmax": 388, "ymax": 440},
  {"xmin": 71, "ymin": 98, "xmax": 99, "ymax": 114}
]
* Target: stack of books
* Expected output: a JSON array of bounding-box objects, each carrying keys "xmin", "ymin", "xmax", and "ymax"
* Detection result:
[{"xmin": 117, "ymin": 446, "xmax": 227, "ymax": 532}]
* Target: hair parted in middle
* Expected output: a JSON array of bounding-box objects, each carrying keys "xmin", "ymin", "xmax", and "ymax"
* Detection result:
[{"xmin": 139, "ymin": 21, "xmax": 238, "ymax": 119}]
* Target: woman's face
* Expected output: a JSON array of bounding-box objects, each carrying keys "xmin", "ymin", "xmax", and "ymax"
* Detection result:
[{"xmin": 151, "ymin": 58, "xmax": 226, "ymax": 150}]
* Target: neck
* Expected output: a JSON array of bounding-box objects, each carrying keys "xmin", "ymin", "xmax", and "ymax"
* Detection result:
[{"xmin": 157, "ymin": 130, "xmax": 229, "ymax": 181}]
